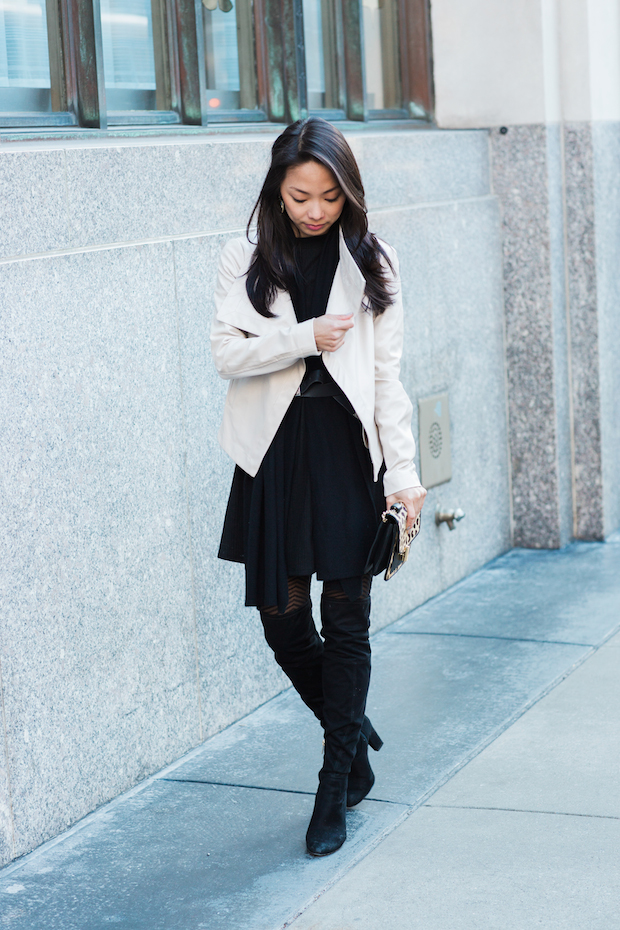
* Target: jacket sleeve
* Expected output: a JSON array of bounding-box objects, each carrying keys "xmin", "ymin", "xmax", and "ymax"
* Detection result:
[
  {"xmin": 373, "ymin": 249, "xmax": 423, "ymax": 497},
  {"xmin": 210, "ymin": 239, "xmax": 320, "ymax": 380}
]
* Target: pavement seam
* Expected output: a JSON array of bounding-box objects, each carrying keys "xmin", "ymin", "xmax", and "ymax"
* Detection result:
[
  {"xmin": 161, "ymin": 778, "xmax": 316, "ymax": 797},
  {"xmin": 386, "ymin": 630, "xmax": 594, "ymax": 646},
  {"xmin": 424, "ymin": 803, "xmax": 620, "ymax": 821},
  {"xmin": 160, "ymin": 778, "xmax": 408, "ymax": 805}
]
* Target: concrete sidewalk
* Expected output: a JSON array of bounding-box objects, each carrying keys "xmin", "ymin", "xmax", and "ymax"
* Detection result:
[
  {"xmin": 1, "ymin": 537, "xmax": 619, "ymax": 929},
  {"xmin": 292, "ymin": 608, "xmax": 620, "ymax": 929}
]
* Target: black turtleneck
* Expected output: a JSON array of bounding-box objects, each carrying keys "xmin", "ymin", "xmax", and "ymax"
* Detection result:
[
  {"xmin": 290, "ymin": 220, "xmax": 340, "ymax": 324},
  {"xmin": 290, "ymin": 221, "xmax": 341, "ymax": 389}
]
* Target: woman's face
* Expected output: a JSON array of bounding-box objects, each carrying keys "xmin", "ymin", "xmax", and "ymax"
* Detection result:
[{"xmin": 280, "ymin": 160, "xmax": 345, "ymax": 237}]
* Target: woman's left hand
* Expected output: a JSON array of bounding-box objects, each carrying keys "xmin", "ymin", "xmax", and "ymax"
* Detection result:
[{"xmin": 386, "ymin": 486, "xmax": 427, "ymax": 529}]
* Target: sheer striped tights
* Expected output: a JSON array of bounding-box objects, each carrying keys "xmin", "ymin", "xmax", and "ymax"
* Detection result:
[{"xmin": 258, "ymin": 575, "xmax": 372, "ymax": 774}]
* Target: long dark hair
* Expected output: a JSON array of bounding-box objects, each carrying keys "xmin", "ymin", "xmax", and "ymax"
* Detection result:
[{"xmin": 246, "ymin": 118, "xmax": 395, "ymax": 318}]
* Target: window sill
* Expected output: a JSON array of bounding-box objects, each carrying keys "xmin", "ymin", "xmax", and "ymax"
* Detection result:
[{"xmin": 0, "ymin": 116, "xmax": 434, "ymax": 145}]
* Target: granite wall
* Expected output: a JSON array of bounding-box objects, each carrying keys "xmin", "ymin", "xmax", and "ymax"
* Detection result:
[
  {"xmin": 563, "ymin": 122, "xmax": 604, "ymax": 540},
  {"xmin": 591, "ymin": 122, "xmax": 620, "ymax": 539},
  {"xmin": 489, "ymin": 121, "xmax": 620, "ymax": 548},
  {"xmin": 489, "ymin": 124, "xmax": 571, "ymax": 549},
  {"xmin": 0, "ymin": 127, "xmax": 511, "ymax": 865}
]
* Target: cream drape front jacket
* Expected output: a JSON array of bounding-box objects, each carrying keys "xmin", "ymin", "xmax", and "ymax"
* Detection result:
[{"xmin": 210, "ymin": 230, "xmax": 421, "ymax": 498}]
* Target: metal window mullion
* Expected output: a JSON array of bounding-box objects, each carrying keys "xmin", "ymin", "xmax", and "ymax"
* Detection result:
[
  {"xmin": 252, "ymin": 0, "xmax": 272, "ymax": 117},
  {"xmin": 321, "ymin": 0, "xmax": 344, "ymax": 111},
  {"xmin": 175, "ymin": 0, "xmax": 208, "ymax": 124},
  {"xmin": 341, "ymin": 0, "xmax": 366, "ymax": 121},
  {"xmin": 257, "ymin": 0, "xmax": 305, "ymax": 123},
  {"xmin": 398, "ymin": 0, "xmax": 433, "ymax": 119},
  {"xmin": 380, "ymin": 0, "xmax": 401, "ymax": 110},
  {"xmin": 151, "ymin": 0, "xmax": 174, "ymax": 111},
  {"xmin": 66, "ymin": 0, "xmax": 107, "ymax": 128},
  {"xmin": 290, "ymin": 0, "xmax": 307, "ymax": 120},
  {"xmin": 334, "ymin": 0, "xmax": 347, "ymax": 112},
  {"xmin": 46, "ymin": 0, "xmax": 69, "ymax": 112},
  {"xmin": 255, "ymin": 0, "xmax": 284, "ymax": 120},
  {"xmin": 236, "ymin": 0, "xmax": 258, "ymax": 111}
]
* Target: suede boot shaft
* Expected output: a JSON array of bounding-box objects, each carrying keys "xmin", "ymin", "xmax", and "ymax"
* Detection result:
[
  {"xmin": 260, "ymin": 601, "xmax": 324, "ymax": 721},
  {"xmin": 320, "ymin": 593, "xmax": 371, "ymax": 775}
]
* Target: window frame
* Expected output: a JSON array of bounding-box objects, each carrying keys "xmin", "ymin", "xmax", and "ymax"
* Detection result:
[{"xmin": 341, "ymin": 0, "xmax": 433, "ymax": 121}]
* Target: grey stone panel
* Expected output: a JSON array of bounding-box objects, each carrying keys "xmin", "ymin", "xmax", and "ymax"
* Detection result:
[
  {"xmin": 592, "ymin": 122, "xmax": 620, "ymax": 537},
  {"xmin": 369, "ymin": 198, "xmax": 511, "ymax": 626},
  {"xmin": 545, "ymin": 124, "xmax": 573, "ymax": 546},
  {"xmin": 0, "ymin": 127, "xmax": 517, "ymax": 868},
  {"xmin": 172, "ymin": 234, "xmax": 288, "ymax": 738},
  {"xmin": 0, "ymin": 245, "xmax": 200, "ymax": 861},
  {"xmin": 0, "ymin": 150, "xmax": 70, "ymax": 259},
  {"xmin": 0, "ymin": 778, "xmax": 408, "ymax": 930},
  {"xmin": 59, "ymin": 131, "xmax": 489, "ymax": 251},
  {"xmin": 355, "ymin": 128, "xmax": 490, "ymax": 210},
  {"xmin": 167, "ymin": 687, "xmax": 323, "ymax": 795},
  {"xmin": 393, "ymin": 542, "xmax": 620, "ymax": 644},
  {"xmin": 0, "ymin": 698, "xmax": 12, "ymax": 864},
  {"xmin": 564, "ymin": 122, "xmax": 604, "ymax": 540},
  {"xmin": 64, "ymin": 140, "xmax": 272, "ymax": 248},
  {"xmin": 490, "ymin": 124, "xmax": 564, "ymax": 549}
]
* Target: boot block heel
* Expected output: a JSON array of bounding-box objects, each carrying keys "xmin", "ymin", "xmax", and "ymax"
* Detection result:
[{"xmin": 368, "ymin": 726, "xmax": 383, "ymax": 752}]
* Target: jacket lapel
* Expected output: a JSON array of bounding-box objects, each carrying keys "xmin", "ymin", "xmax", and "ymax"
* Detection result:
[
  {"xmin": 330, "ymin": 228, "xmax": 366, "ymax": 316},
  {"xmin": 216, "ymin": 228, "xmax": 366, "ymax": 335},
  {"xmin": 216, "ymin": 273, "xmax": 297, "ymax": 336}
]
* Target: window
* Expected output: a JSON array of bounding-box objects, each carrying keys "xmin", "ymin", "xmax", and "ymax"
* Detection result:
[
  {"xmin": 302, "ymin": 0, "xmax": 343, "ymax": 115},
  {"xmin": 101, "ymin": 0, "xmax": 157, "ymax": 112},
  {"xmin": 0, "ymin": 0, "xmax": 52, "ymax": 112},
  {"xmin": 0, "ymin": 0, "xmax": 433, "ymax": 129},
  {"xmin": 203, "ymin": 0, "xmax": 260, "ymax": 119},
  {"xmin": 363, "ymin": 0, "xmax": 402, "ymax": 113}
]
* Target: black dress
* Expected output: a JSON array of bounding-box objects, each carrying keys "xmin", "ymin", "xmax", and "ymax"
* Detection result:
[{"xmin": 218, "ymin": 223, "xmax": 385, "ymax": 613}]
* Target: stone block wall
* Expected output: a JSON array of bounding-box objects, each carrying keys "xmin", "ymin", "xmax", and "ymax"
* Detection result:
[
  {"xmin": 592, "ymin": 122, "xmax": 620, "ymax": 539},
  {"xmin": 489, "ymin": 121, "xmax": 620, "ymax": 547},
  {"xmin": 0, "ymin": 128, "xmax": 511, "ymax": 865}
]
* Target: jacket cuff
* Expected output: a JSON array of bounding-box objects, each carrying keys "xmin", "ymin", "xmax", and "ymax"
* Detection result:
[
  {"xmin": 297, "ymin": 319, "xmax": 321, "ymax": 358},
  {"xmin": 383, "ymin": 467, "xmax": 423, "ymax": 498},
  {"xmin": 296, "ymin": 318, "xmax": 320, "ymax": 357}
]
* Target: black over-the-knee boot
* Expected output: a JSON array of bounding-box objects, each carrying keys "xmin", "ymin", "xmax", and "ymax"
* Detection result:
[
  {"xmin": 261, "ymin": 599, "xmax": 381, "ymax": 810},
  {"xmin": 305, "ymin": 592, "xmax": 372, "ymax": 856},
  {"xmin": 259, "ymin": 601, "xmax": 324, "ymax": 722}
]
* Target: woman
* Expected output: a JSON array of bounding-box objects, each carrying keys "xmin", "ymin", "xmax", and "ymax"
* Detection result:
[{"xmin": 211, "ymin": 118, "xmax": 426, "ymax": 857}]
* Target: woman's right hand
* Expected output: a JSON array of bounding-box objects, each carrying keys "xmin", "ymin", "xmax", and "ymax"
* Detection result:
[{"xmin": 313, "ymin": 313, "xmax": 354, "ymax": 352}]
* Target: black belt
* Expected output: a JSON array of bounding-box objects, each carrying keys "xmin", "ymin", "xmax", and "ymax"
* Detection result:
[
  {"xmin": 299, "ymin": 369, "xmax": 337, "ymax": 396},
  {"xmin": 298, "ymin": 369, "xmax": 356, "ymax": 416}
]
